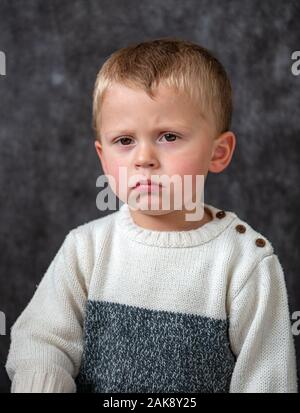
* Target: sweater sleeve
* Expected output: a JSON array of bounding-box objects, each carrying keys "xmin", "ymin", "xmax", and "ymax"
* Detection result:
[
  {"xmin": 228, "ymin": 254, "xmax": 298, "ymax": 393},
  {"xmin": 5, "ymin": 231, "xmax": 87, "ymax": 393}
]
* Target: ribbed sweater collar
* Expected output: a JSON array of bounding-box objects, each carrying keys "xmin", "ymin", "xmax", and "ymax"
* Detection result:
[{"xmin": 115, "ymin": 202, "xmax": 237, "ymax": 248}]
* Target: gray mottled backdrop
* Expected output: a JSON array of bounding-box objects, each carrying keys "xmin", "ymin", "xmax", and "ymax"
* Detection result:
[{"xmin": 0, "ymin": 0, "xmax": 299, "ymax": 393}]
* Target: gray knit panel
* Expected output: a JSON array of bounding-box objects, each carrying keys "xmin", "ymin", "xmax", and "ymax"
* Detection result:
[{"xmin": 75, "ymin": 300, "xmax": 236, "ymax": 393}]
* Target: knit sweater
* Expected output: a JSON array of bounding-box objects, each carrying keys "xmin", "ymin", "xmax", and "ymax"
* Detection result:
[{"xmin": 5, "ymin": 202, "xmax": 298, "ymax": 393}]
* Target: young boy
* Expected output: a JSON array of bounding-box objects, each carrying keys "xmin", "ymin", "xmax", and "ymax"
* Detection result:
[{"xmin": 6, "ymin": 38, "xmax": 298, "ymax": 393}]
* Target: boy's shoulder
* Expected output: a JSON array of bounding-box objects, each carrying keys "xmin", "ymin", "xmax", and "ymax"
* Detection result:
[
  {"xmin": 214, "ymin": 203, "xmax": 276, "ymax": 261},
  {"xmin": 221, "ymin": 205, "xmax": 282, "ymax": 302},
  {"xmin": 223, "ymin": 206, "xmax": 283, "ymax": 303},
  {"xmin": 62, "ymin": 209, "xmax": 119, "ymax": 258},
  {"xmin": 66, "ymin": 208, "xmax": 120, "ymax": 248},
  {"xmin": 59, "ymin": 210, "xmax": 119, "ymax": 285}
]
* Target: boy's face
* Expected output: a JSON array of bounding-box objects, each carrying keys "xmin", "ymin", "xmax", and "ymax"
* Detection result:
[{"xmin": 95, "ymin": 82, "xmax": 235, "ymax": 230}]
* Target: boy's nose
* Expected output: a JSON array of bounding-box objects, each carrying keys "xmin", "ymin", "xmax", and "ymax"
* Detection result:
[
  {"xmin": 135, "ymin": 158, "xmax": 157, "ymax": 168},
  {"xmin": 134, "ymin": 144, "xmax": 159, "ymax": 168}
]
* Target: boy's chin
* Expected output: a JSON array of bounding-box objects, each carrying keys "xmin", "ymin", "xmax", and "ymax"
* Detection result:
[
  {"xmin": 126, "ymin": 199, "xmax": 171, "ymax": 215},
  {"xmin": 133, "ymin": 208, "xmax": 173, "ymax": 216},
  {"xmin": 127, "ymin": 201, "xmax": 183, "ymax": 216}
]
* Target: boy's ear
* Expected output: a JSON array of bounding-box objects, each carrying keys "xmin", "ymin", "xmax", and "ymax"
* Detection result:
[
  {"xmin": 208, "ymin": 131, "xmax": 236, "ymax": 174},
  {"xmin": 94, "ymin": 140, "xmax": 107, "ymax": 174}
]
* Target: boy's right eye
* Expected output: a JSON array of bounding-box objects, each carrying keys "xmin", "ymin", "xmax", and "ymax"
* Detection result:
[{"xmin": 115, "ymin": 137, "xmax": 133, "ymax": 146}]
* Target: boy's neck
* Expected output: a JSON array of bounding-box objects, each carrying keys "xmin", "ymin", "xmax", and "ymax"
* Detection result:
[{"xmin": 128, "ymin": 205, "xmax": 213, "ymax": 232}]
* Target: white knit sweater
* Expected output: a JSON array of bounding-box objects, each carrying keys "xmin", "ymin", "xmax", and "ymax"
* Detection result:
[{"xmin": 5, "ymin": 202, "xmax": 298, "ymax": 393}]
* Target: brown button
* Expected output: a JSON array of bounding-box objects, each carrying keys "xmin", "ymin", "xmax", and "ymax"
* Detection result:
[
  {"xmin": 236, "ymin": 224, "xmax": 246, "ymax": 233},
  {"xmin": 216, "ymin": 210, "xmax": 226, "ymax": 219},
  {"xmin": 255, "ymin": 238, "xmax": 266, "ymax": 247}
]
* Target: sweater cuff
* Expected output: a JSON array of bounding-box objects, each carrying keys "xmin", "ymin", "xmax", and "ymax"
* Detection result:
[{"xmin": 11, "ymin": 368, "xmax": 76, "ymax": 393}]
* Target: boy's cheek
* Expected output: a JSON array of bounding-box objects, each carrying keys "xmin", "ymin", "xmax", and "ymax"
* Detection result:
[
  {"xmin": 102, "ymin": 158, "xmax": 124, "ymax": 180},
  {"xmin": 103, "ymin": 162, "xmax": 131, "ymax": 199},
  {"xmin": 172, "ymin": 160, "xmax": 207, "ymax": 179}
]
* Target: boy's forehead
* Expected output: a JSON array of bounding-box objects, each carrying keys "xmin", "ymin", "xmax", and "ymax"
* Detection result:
[
  {"xmin": 104, "ymin": 81, "xmax": 193, "ymax": 105},
  {"xmin": 101, "ymin": 82, "xmax": 207, "ymax": 126}
]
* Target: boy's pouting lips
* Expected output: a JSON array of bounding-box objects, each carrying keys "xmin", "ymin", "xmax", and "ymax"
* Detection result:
[{"xmin": 95, "ymin": 81, "xmax": 236, "ymax": 232}]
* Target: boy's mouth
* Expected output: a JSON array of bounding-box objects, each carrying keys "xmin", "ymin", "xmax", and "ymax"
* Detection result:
[
  {"xmin": 132, "ymin": 178, "xmax": 163, "ymax": 189},
  {"xmin": 131, "ymin": 179, "xmax": 163, "ymax": 193}
]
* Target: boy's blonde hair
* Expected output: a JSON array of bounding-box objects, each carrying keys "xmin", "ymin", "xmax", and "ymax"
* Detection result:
[{"xmin": 92, "ymin": 37, "xmax": 232, "ymax": 141}]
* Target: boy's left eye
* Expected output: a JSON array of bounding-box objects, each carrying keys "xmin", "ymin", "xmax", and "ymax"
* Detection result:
[{"xmin": 159, "ymin": 133, "xmax": 180, "ymax": 142}]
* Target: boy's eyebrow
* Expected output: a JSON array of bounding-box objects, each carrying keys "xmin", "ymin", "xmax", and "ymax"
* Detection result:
[{"xmin": 103, "ymin": 124, "xmax": 193, "ymax": 137}]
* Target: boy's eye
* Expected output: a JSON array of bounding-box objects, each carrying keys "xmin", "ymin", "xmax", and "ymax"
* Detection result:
[
  {"xmin": 114, "ymin": 133, "xmax": 180, "ymax": 146},
  {"xmin": 116, "ymin": 137, "xmax": 133, "ymax": 146},
  {"xmin": 160, "ymin": 133, "xmax": 179, "ymax": 143}
]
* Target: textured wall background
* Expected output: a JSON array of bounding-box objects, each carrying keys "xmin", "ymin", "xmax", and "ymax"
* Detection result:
[{"xmin": 0, "ymin": 0, "xmax": 299, "ymax": 393}]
